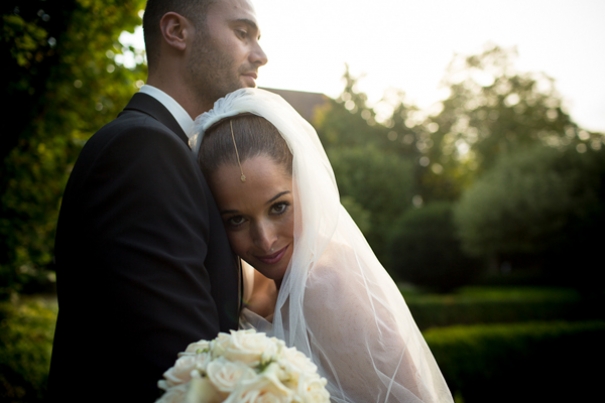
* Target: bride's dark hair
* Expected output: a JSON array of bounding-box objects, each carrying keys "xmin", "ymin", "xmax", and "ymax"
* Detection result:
[{"xmin": 198, "ymin": 114, "xmax": 293, "ymax": 176}]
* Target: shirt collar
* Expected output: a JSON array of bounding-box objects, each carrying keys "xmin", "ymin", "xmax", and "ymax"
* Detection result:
[{"xmin": 138, "ymin": 84, "xmax": 194, "ymax": 137}]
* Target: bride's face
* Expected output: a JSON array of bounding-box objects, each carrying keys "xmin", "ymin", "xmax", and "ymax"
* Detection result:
[{"xmin": 208, "ymin": 154, "xmax": 294, "ymax": 284}]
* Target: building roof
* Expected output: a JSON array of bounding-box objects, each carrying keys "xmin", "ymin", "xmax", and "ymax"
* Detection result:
[{"xmin": 262, "ymin": 88, "xmax": 330, "ymax": 125}]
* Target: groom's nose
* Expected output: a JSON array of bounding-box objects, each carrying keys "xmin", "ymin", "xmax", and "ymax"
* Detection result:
[{"xmin": 249, "ymin": 40, "xmax": 268, "ymax": 68}]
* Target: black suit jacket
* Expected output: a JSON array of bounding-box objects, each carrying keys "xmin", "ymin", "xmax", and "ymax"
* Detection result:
[{"xmin": 48, "ymin": 93, "xmax": 239, "ymax": 402}]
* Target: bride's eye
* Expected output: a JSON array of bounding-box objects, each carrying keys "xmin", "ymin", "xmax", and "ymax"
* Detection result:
[
  {"xmin": 226, "ymin": 215, "xmax": 246, "ymax": 227},
  {"xmin": 270, "ymin": 202, "xmax": 289, "ymax": 215}
]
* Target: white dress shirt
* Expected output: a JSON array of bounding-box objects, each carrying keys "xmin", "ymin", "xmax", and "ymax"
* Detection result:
[{"xmin": 138, "ymin": 84, "xmax": 194, "ymax": 138}]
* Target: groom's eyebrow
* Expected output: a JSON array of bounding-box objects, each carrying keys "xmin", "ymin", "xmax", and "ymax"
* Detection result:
[{"xmin": 266, "ymin": 191, "xmax": 290, "ymax": 205}]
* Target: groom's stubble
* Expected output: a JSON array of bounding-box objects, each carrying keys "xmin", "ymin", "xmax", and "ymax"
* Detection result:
[
  {"xmin": 187, "ymin": 27, "xmax": 244, "ymax": 109},
  {"xmin": 184, "ymin": 0, "xmax": 266, "ymax": 112}
]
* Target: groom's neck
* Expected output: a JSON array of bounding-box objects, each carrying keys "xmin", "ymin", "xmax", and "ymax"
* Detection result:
[{"xmin": 147, "ymin": 73, "xmax": 213, "ymax": 119}]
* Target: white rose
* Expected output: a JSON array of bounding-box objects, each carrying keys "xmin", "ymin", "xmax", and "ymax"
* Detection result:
[
  {"xmin": 210, "ymin": 332, "xmax": 232, "ymax": 357},
  {"xmin": 278, "ymin": 346, "xmax": 318, "ymax": 376},
  {"xmin": 193, "ymin": 351, "xmax": 212, "ymax": 374},
  {"xmin": 155, "ymin": 383, "xmax": 188, "ymax": 403},
  {"xmin": 206, "ymin": 357, "xmax": 257, "ymax": 393},
  {"xmin": 184, "ymin": 339, "xmax": 211, "ymax": 354},
  {"xmin": 259, "ymin": 362, "xmax": 291, "ymax": 394},
  {"xmin": 158, "ymin": 379, "xmax": 170, "ymax": 392},
  {"xmin": 296, "ymin": 375, "xmax": 330, "ymax": 403},
  {"xmin": 162, "ymin": 354, "xmax": 198, "ymax": 387},
  {"xmin": 249, "ymin": 392, "xmax": 290, "ymax": 403},
  {"xmin": 185, "ymin": 377, "xmax": 223, "ymax": 403},
  {"xmin": 223, "ymin": 375, "xmax": 292, "ymax": 403},
  {"xmin": 216, "ymin": 330, "xmax": 280, "ymax": 367}
]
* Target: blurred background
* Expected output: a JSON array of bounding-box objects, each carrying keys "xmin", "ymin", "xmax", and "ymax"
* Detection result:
[{"xmin": 1, "ymin": 0, "xmax": 603, "ymax": 401}]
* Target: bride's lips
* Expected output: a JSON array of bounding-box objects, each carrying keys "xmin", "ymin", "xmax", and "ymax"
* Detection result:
[{"xmin": 255, "ymin": 245, "xmax": 288, "ymax": 265}]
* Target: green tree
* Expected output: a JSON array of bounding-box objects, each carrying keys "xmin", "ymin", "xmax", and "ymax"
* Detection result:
[
  {"xmin": 314, "ymin": 66, "xmax": 387, "ymax": 149},
  {"xmin": 1, "ymin": 0, "xmax": 146, "ymax": 298},
  {"xmin": 422, "ymin": 44, "xmax": 603, "ymax": 202},
  {"xmin": 389, "ymin": 202, "xmax": 482, "ymax": 292},
  {"xmin": 313, "ymin": 67, "xmax": 429, "ymax": 268},
  {"xmin": 454, "ymin": 145, "xmax": 605, "ymax": 288},
  {"xmin": 327, "ymin": 145, "xmax": 415, "ymax": 267},
  {"xmin": 315, "ymin": 65, "xmax": 427, "ymax": 160}
]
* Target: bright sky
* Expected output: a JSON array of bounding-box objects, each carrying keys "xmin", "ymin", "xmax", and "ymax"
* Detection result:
[
  {"xmin": 250, "ymin": 0, "xmax": 605, "ymax": 133},
  {"xmin": 121, "ymin": 0, "xmax": 605, "ymax": 132}
]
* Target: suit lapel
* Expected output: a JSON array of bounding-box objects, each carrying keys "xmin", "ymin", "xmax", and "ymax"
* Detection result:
[
  {"xmin": 121, "ymin": 93, "xmax": 190, "ymax": 145},
  {"xmin": 120, "ymin": 92, "xmax": 241, "ymax": 326}
]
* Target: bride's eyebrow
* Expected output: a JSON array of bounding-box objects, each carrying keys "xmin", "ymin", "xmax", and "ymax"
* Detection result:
[{"xmin": 266, "ymin": 191, "xmax": 291, "ymax": 205}]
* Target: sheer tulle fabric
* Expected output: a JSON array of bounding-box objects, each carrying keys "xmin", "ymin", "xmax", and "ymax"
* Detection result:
[{"xmin": 190, "ymin": 88, "xmax": 454, "ymax": 403}]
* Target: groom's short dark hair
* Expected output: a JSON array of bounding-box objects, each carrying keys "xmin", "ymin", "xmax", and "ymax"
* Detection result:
[{"xmin": 143, "ymin": 0, "xmax": 216, "ymax": 70}]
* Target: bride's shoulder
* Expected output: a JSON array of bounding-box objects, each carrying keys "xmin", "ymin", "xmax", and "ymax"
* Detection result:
[
  {"xmin": 308, "ymin": 240, "xmax": 349, "ymax": 270},
  {"xmin": 305, "ymin": 241, "xmax": 358, "ymax": 294}
]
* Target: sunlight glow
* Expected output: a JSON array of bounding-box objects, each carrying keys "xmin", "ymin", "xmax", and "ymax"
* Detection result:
[{"xmin": 251, "ymin": 0, "xmax": 604, "ymax": 133}]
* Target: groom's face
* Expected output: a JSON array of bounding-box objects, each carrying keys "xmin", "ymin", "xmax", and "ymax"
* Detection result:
[{"xmin": 188, "ymin": 0, "xmax": 268, "ymax": 106}]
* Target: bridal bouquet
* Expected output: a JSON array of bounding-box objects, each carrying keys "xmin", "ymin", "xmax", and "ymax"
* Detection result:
[{"xmin": 156, "ymin": 329, "xmax": 330, "ymax": 403}]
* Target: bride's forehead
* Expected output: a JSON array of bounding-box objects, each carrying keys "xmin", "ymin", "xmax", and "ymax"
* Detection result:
[
  {"xmin": 210, "ymin": 156, "xmax": 294, "ymax": 211},
  {"xmin": 212, "ymin": 155, "xmax": 291, "ymax": 185}
]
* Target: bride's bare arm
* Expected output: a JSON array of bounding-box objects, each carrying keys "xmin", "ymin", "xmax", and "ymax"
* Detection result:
[
  {"xmin": 304, "ymin": 249, "xmax": 447, "ymax": 402},
  {"xmin": 241, "ymin": 261, "xmax": 277, "ymax": 320}
]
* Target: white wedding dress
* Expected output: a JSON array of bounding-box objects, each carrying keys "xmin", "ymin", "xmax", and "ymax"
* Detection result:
[{"xmin": 190, "ymin": 88, "xmax": 454, "ymax": 403}]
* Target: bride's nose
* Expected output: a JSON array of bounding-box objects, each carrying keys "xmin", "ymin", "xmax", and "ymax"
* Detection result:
[{"xmin": 252, "ymin": 220, "xmax": 277, "ymax": 253}]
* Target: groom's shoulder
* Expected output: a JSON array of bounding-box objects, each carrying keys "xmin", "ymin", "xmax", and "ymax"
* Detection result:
[
  {"xmin": 82, "ymin": 106, "xmax": 185, "ymax": 161},
  {"xmin": 84, "ymin": 92, "xmax": 176, "ymax": 142},
  {"xmin": 93, "ymin": 107, "xmax": 173, "ymax": 145}
]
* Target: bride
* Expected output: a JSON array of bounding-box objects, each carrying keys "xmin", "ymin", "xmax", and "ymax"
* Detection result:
[{"xmin": 189, "ymin": 88, "xmax": 454, "ymax": 403}]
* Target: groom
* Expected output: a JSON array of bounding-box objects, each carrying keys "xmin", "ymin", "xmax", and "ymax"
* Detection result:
[{"xmin": 48, "ymin": 1, "xmax": 267, "ymax": 401}]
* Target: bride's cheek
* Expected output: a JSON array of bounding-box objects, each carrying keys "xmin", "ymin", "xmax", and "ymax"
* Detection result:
[{"xmin": 290, "ymin": 211, "xmax": 300, "ymax": 238}]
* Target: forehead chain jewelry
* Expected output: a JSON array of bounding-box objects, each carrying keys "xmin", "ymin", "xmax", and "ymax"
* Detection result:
[{"xmin": 230, "ymin": 120, "xmax": 246, "ymax": 182}]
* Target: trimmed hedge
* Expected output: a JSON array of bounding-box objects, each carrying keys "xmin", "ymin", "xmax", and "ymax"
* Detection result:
[
  {"xmin": 405, "ymin": 287, "xmax": 603, "ymax": 330},
  {"xmin": 0, "ymin": 298, "xmax": 56, "ymax": 402},
  {"xmin": 424, "ymin": 321, "xmax": 605, "ymax": 402},
  {"xmin": 1, "ymin": 293, "xmax": 602, "ymax": 402}
]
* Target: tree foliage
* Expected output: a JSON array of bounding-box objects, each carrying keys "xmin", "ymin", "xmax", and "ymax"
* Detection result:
[
  {"xmin": 315, "ymin": 65, "xmax": 428, "ymax": 161},
  {"xmin": 0, "ymin": 298, "xmax": 57, "ymax": 401},
  {"xmin": 421, "ymin": 44, "xmax": 603, "ymax": 202},
  {"xmin": 454, "ymin": 145, "xmax": 605, "ymax": 288},
  {"xmin": 315, "ymin": 67, "xmax": 388, "ymax": 150},
  {"xmin": 314, "ymin": 67, "xmax": 420, "ymax": 267},
  {"xmin": 389, "ymin": 202, "xmax": 482, "ymax": 293},
  {"xmin": 328, "ymin": 145, "xmax": 414, "ymax": 265},
  {"xmin": 316, "ymin": 48, "xmax": 604, "ymax": 289},
  {"xmin": 0, "ymin": 0, "xmax": 146, "ymax": 298},
  {"xmin": 3, "ymin": 18, "xmax": 603, "ymax": 295}
]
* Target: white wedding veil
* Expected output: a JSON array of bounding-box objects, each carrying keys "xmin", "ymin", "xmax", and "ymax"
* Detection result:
[{"xmin": 190, "ymin": 88, "xmax": 454, "ymax": 403}]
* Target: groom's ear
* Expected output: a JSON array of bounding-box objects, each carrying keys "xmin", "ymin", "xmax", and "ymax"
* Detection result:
[{"xmin": 159, "ymin": 12, "xmax": 192, "ymax": 52}]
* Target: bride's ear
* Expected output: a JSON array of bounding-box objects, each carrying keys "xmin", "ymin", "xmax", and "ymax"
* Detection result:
[{"xmin": 159, "ymin": 12, "xmax": 192, "ymax": 52}]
